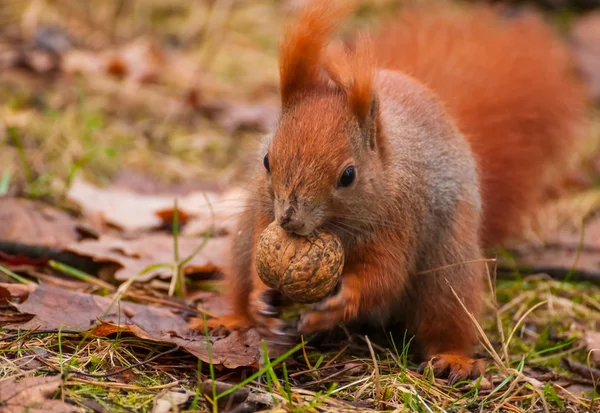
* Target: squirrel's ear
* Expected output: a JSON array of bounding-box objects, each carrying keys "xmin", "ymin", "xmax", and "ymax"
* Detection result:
[{"xmin": 343, "ymin": 32, "xmax": 377, "ymax": 150}]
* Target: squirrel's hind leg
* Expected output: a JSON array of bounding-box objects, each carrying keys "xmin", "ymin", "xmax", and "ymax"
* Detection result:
[{"xmin": 409, "ymin": 202, "xmax": 487, "ymax": 384}]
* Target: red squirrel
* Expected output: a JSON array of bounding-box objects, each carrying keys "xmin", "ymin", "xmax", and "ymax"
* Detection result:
[{"xmin": 190, "ymin": 0, "xmax": 588, "ymax": 383}]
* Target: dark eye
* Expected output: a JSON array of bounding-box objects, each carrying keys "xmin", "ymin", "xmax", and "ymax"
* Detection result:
[
  {"xmin": 339, "ymin": 166, "xmax": 356, "ymax": 187},
  {"xmin": 264, "ymin": 154, "xmax": 270, "ymax": 173}
]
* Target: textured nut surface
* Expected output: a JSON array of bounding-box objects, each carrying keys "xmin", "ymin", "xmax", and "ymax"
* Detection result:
[{"xmin": 255, "ymin": 221, "xmax": 344, "ymax": 303}]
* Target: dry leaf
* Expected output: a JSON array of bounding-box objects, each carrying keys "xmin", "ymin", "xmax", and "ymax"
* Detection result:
[
  {"xmin": 198, "ymin": 100, "xmax": 279, "ymax": 134},
  {"xmin": 0, "ymin": 198, "xmax": 82, "ymax": 249},
  {"xmin": 562, "ymin": 383, "xmax": 597, "ymax": 399},
  {"xmin": 0, "ymin": 375, "xmax": 81, "ymax": 413},
  {"xmin": 62, "ymin": 36, "xmax": 202, "ymax": 92},
  {"xmin": 65, "ymin": 233, "xmax": 229, "ymax": 281},
  {"xmin": 6, "ymin": 283, "xmax": 278, "ymax": 368},
  {"xmin": 110, "ymin": 169, "xmax": 221, "ymax": 195},
  {"xmin": 0, "ymin": 283, "xmax": 36, "ymax": 305},
  {"xmin": 0, "ymin": 283, "xmax": 35, "ymax": 327},
  {"xmin": 499, "ymin": 202, "xmax": 600, "ymax": 282},
  {"xmin": 67, "ymin": 178, "xmax": 245, "ymax": 234},
  {"xmin": 182, "ymin": 188, "xmax": 248, "ymax": 237},
  {"xmin": 497, "ymin": 247, "xmax": 600, "ymax": 283},
  {"xmin": 0, "ymin": 283, "xmax": 36, "ymax": 324},
  {"xmin": 571, "ymin": 12, "xmax": 600, "ymax": 102},
  {"xmin": 217, "ymin": 102, "xmax": 279, "ymax": 134},
  {"xmin": 63, "ymin": 38, "xmax": 166, "ymax": 84},
  {"xmin": 11, "ymin": 283, "xmax": 190, "ymax": 333}
]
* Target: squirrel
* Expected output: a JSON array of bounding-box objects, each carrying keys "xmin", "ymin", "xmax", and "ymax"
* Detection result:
[{"xmin": 190, "ymin": 0, "xmax": 588, "ymax": 384}]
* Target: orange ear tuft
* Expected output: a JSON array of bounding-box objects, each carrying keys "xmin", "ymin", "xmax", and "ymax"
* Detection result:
[
  {"xmin": 324, "ymin": 34, "xmax": 375, "ymax": 125},
  {"xmin": 347, "ymin": 33, "xmax": 375, "ymax": 124},
  {"xmin": 323, "ymin": 40, "xmax": 353, "ymax": 89},
  {"xmin": 279, "ymin": 0, "xmax": 353, "ymax": 108}
]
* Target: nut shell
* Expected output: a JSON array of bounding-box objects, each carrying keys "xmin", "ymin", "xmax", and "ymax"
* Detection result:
[{"xmin": 255, "ymin": 221, "xmax": 344, "ymax": 304}]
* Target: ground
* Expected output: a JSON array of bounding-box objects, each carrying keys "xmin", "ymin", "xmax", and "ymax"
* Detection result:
[{"xmin": 1, "ymin": 0, "xmax": 600, "ymax": 412}]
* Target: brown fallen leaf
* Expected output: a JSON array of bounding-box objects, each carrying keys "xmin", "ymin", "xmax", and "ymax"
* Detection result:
[
  {"xmin": 11, "ymin": 283, "xmax": 190, "ymax": 333},
  {"xmin": 0, "ymin": 375, "xmax": 81, "ymax": 413},
  {"xmin": 0, "ymin": 310, "xmax": 34, "ymax": 326},
  {"xmin": 562, "ymin": 383, "xmax": 598, "ymax": 399},
  {"xmin": 0, "ymin": 283, "xmax": 36, "ymax": 325},
  {"xmin": 182, "ymin": 188, "xmax": 249, "ymax": 237},
  {"xmin": 0, "ymin": 283, "xmax": 36, "ymax": 305},
  {"xmin": 5, "ymin": 283, "xmax": 279, "ymax": 368},
  {"xmin": 0, "ymin": 198, "xmax": 83, "ymax": 249},
  {"xmin": 497, "ymin": 247, "xmax": 600, "ymax": 283},
  {"xmin": 104, "ymin": 37, "xmax": 166, "ymax": 84},
  {"xmin": 65, "ymin": 233, "xmax": 229, "ymax": 281},
  {"xmin": 571, "ymin": 11, "xmax": 600, "ymax": 102},
  {"xmin": 67, "ymin": 178, "xmax": 245, "ymax": 235},
  {"xmin": 498, "ymin": 194, "xmax": 600, "ymax": 282},
  {"xmin": 187, "ymin": 287, "xmax": 232, "ymax": 318},
  {"xmin": 197, "ymin": 100, "xmax": 279, "ymax": 134},
  {"xmin": 63, "ymin": 37, "xmax": 201, "ymax": 90},
  {"xmin": 110, "ymin": 168, "xmax": 222, "ymax": 196}
]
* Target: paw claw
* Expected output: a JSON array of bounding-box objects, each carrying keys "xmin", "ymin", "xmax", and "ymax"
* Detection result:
[
  {"xmin": 251, "ymin": 288, "xmax": 284, "ymax": 319},
  {"xmin": 273, "ymin": 325, "xmax": 299, "ymax": 337},
  {"xmin": 259, "ymin": 307, "xmax": 279, "ymax": 317},
  {"xmin": 418, "ymin": 353, "xmax": 485, "ymax": 385}
]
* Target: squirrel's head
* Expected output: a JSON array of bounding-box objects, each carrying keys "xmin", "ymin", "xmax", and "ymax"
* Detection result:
[
  {"xmin": 263, "ymin": 1, "xmax": 380, "ymax": 236},
  {"xmin": 265, "ymin": 88, "xmax": 380, "ymax": 236}
]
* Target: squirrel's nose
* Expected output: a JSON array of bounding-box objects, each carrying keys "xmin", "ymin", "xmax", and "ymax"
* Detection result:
[
  {"xmin": 279, "ymin": 207, "xmax": 304, "ymax": 232},
  {"xmin": 280, "ymin": 219, "xmax": 304, "ymax": 232}
]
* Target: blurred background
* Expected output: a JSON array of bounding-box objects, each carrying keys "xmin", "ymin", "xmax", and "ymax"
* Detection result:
[{"xmin": 0, "ymin": 0, "xmax": 599, "ymax": 199}]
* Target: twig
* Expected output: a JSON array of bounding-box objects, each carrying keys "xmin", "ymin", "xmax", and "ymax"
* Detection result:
[
  {"xmin": 560, "ymin": 359, "xmax": 600, "ymax": 383},
  {"xmin": 69, "ymin": 345, "xmax": 181, "ymax": 379},
  {"xmin": 0, "ymin": 329, "xmax": 81, "ymax": 342}
]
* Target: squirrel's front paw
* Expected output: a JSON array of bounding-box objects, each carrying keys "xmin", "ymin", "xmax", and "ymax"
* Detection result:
[
  {"xmin": 249, "ymin": 288, "xmax": 298, "ymax": 345},
  {"xmin": 298, "ymin": 280, "xmax": 360, "ymax": 335}
]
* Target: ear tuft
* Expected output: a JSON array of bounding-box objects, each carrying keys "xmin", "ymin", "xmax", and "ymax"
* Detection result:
[
  {"xmin": 324, "ymin": 33, "xmax": 375, "ymax": 125},
  {"xmin": 347, "ymin": 33, "xmax": 375, "ymax": 125},
  {"xmin": 324, "ymin": 33, "xmax": 378, "ymax": 149},
  {"xmin": 279, "ymin": 0, "xmax": 353, "ymax": 109}
]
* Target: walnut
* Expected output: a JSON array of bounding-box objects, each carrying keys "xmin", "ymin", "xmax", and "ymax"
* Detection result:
[{"xmin": 255, "ymin": 221, "xmax": 344, "ymax": 303}]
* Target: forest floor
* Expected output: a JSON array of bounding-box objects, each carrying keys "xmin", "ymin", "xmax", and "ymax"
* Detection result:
[{"xmin": 2, "ymin": 1, "xmax": 600, "ymax": 412}]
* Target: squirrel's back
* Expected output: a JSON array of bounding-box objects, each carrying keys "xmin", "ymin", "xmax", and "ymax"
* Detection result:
[{"xmin": 370, "ymin": 4, "xmax": 588, "ymax": 246}]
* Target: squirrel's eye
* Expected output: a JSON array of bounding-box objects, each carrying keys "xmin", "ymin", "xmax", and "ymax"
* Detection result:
[
  {"xmin": 264, "ymin": 154, "xmax": 270, "ymax": 173},
  {"xmin": 339, "ymin": 166, "xmax": 356, "ymax": 187}
]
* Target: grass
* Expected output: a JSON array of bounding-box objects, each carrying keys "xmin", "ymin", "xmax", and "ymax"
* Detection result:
[
  {"xmin": 2, "ymin": 0, "xmax": 600, "ymax": 412},
  {"xmin": 3, "ymin": 274, "xmax": 599, "ymax": 411}
]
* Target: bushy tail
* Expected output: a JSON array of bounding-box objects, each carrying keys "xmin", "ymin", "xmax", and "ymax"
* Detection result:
[{"xmin": 370, "ymin": 4, "xmax": 589, "ymax": 246}]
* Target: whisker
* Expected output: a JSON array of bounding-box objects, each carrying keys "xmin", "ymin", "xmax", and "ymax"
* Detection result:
[
  {"xmin": 326, "ymin": 222, "xmax": 355, "ymax": 237},
  {"xmin": 329, "ymin": 220, "xmax": 375, "ymax": 238},
  {"xmin": 331, "ymin": 213, "xmax": 410, "ymax": 231}
]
